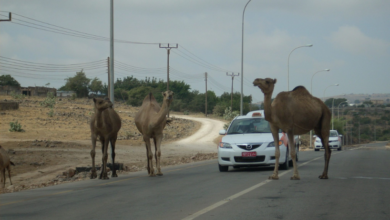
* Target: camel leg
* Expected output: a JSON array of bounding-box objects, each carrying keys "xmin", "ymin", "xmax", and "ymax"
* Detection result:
[
  {"xmin": 318, "ymin": 128, "xmax": 331, "ymax": 179},
  {"xmin": 269, "ymin": 124, "xmax": 280, "ymax": 180},
  {"xmin": 7, "ymin": 165, "xmax": 12, "ymax": 185},
  {"xmin": 1, "ymin": 169, "xmax": 5, "ymax": 188},
  {"xmin": 287, "ymin": 131, "xmax": 300, "ymax": 180},
  {"xmin": 90, "ymin": 134, "xmax": 98, "ymax": 179},
  {"xmin": 110, "ymin": 136, "xmax": 118, "ymax": 177},
  {"xmin": 99, "ymin": 138, "xmax": 110, "ymax": 180},
  {"xmin": 154, "ymin": 135, "xmax": 163, "ymax": 176},
  {"xmin": 144, "ymin": 137, "xmax": 155, "ymax": 177}
]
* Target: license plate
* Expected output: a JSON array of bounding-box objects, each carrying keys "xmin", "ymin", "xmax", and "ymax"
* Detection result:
[{"xmin": 242, "ymin": 151, "xmax": 256, "ymax": 157}]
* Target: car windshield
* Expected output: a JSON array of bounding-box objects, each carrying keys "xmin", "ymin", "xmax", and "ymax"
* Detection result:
[
  {"xmin": 330, "ymin": 131, "xmax": 338, "ymax": 137},
  {"xmin": 227, "ymin": 118, "xmax": 281, "ymax": 134}
]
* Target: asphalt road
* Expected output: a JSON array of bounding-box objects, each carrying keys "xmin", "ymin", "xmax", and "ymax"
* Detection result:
[{"xmin": 1, "ymin": 142, "xmax": 389, "ymax": 220}]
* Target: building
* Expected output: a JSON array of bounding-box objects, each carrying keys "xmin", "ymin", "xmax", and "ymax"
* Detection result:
[{"xmin": 57, "ymin": 91, "xmax": 76, "ymax": 97}]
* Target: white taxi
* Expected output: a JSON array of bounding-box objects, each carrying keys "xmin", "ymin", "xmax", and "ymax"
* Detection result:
[{"xmin": 218, "ymin": 110, "xmax": 298, "ymax": 172}]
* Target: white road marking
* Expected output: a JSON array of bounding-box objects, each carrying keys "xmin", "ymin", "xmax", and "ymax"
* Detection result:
[{"xmin": 182, "ymin": 155, "xmax": 324, "ymax": 220}]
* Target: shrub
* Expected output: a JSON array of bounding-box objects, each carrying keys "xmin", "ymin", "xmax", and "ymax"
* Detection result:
[
  {"xmin": 40, "ymin": 92, "xmax": 56, "ymax": 108},
  {"xmin": 9, "ymin": 120, "xmax": 24, "ymax": 132},
  {"xmin": 71, "ymin": 93, "xmax": 77, "ymax": 100},
  {"xmin": 10, "ymin": 91, "xmax": 25, "ymax": 100},
  {"xmin": 47, "ymin": 108, "xmax": 54, "ymax": 117},
  {"xmin": 223, "ymin": 107, "xmax": 240, "ymax": 130}
]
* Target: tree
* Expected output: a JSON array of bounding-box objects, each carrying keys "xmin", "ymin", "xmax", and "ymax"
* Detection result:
[
  {"xmin": 89, "ymin": 77, "xmax": 104, "ymax": 94},
  {"xmin": 324, "ymin": 98, "xmax": 347, "ymax": 108},
  {"xmin": 60, "ymin": 70, "xmax": 91, "ymax": 98},
  {"xmin": 0, "ymin": 75, "xmax": 21, "ymax": 87}
]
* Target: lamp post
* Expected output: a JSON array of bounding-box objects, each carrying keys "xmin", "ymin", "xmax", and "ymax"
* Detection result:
[
  {"xmin": 309, "ymin": 69, "xmax": 330, "ymax": 149},
  {"xmin": 240, "ymin": 0, "xmax": 251, "ymax": 116},
  {"xmin": 323, "ymin": 83, "xmax": 339, "ymax": 100},
  {"xmin": 287, "ymin": 44, "xmax": 313, "ymax": 91},
  {"xmin": 323, "ymin": 83, "xmax": 339, "ymax": 131},
  {"xmin": 338, "ymin": 101, "xmax": 349, "ymax": 119},
  {"xmin": 310, "ymin": 69, "xmax": 330, "ymax": 95}
]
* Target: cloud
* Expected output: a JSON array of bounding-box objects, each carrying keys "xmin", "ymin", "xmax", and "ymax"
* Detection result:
[{"xmin": 329, "ymin": 26, "xmax": 390, "ymax": 56}]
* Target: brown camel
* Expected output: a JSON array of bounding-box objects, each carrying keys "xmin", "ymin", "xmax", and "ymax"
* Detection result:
[
  {"xmin": 135, "ymin": 91, "xmax": 174, "ymax": 176},
  {"xmin": 253, "ymin": 78, "xmax": 331, "ymax": 180},
  {"xmin": 0, "ymin": 145, "xmax": 15, "ymax": 187},
  {"xmin": 90, "ymin": 98, "xmax": 122, "ymax": 180}
]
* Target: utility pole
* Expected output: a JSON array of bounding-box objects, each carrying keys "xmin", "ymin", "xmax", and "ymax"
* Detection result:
[
  {"xmin": 107, "ymin": 57, "xmax": 110, "ymax": 98},
  {"xmin": 205, "ymin": 72, "xmax": 208, "ymax": 117},
  {"xmin": 159, "ymin": 43, "xmax": 178, "ymax": 92},
  {"xmin": 0, "ymin": 12, "xmax": 11, "ymax": 22},
  {"xmin": 109, "ymin": 0, "xmax": 114, "ymax": 106},
  {"xmin": 226, "ymin": 72, "xmax": 239, "ymax": 112}
]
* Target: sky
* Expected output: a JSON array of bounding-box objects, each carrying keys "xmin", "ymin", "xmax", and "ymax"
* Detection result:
[{"xmin": 0, "ymin": 0, "xmax": 389, "ymax": 103}]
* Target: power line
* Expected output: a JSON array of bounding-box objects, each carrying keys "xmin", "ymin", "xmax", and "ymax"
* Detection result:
[{"xmin": 0, "ymin": 12, "xmax": 160, "ymax": 45}]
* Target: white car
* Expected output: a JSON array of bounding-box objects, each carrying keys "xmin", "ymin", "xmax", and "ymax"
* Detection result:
[
  {"xmin": 218, "ymin": 110, "xmax": 299, "ymax": 172},
  {"xmin": 314, "ymin": 130, "xmax": 342, "ymax": 151}
]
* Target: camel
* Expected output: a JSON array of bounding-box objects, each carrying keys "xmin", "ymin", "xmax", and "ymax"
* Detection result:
[
  {"xmin": 135, "ymin": 91, "xmax": 174, "ymax": 176},
  {"xmin": 90, "ymin": 98, "xmax": 122, "ymax": 180},
  {"xmin": 0, "ymin": 145, "xmax": 15, "ymax": 187},
  {"xmin": 253, "ymin": 78, "xmax": 331, "ymax": 180}
]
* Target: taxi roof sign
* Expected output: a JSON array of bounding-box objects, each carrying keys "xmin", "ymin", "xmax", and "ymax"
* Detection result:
[{"xmin": 252, "ymin": 112, "xmax": 262, "ymax": 117}]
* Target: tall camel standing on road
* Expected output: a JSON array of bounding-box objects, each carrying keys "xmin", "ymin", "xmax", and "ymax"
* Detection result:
[
  {"xmin": 90, "ymin": 98, "xmax": 121, "ymax": 179},
  {"xmin": 135, "ymin": 91, "xmax": 174, "ymax": 176},
  {"xmin": 253, "ymin": 78, "xmax": 331, "ymax": 180},
  {"xmin": 0, "ymin": 145, "xmax": 15, "ymax": 187}
]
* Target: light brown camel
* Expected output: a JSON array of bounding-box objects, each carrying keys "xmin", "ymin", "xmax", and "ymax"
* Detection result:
[
  {"xmin": 253, "ymin": 78, "xmax": 331, "ymax": 180},
  {"xmin": 0, "ymin": 145, "xmax": 15, "ymax": 187},
  {"xmin": 135, "ymin": 91, "xmax": 174, "ymax": 176},
  {"xmin": 90, "ymin": 98, "xmax": 122, "ymax": 180}
]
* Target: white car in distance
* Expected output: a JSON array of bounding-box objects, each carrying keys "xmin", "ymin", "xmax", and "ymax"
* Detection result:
[
  {"xmin": 314, "ymin": 130, "xmax": 342, "ymax": 151},
  {"xmin": 218, "ymin": 110, "xmax": 299, "ymax": 172}
]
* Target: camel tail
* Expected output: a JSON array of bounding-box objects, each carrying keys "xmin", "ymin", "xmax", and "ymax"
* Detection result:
[{"xmin": 10, "ymin": 161, "xmax": 15, "ymax": 166}]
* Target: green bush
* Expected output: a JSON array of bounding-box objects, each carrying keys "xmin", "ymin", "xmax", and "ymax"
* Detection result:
[
  {"xmin": 223, "ymin": 107, "xmax": 240, "ymax": 130},
  {"xmin": 40, "ymin": 92, "xmax": 56, "ymax": 108},
  {"xmin": 10, "ymin": 91, "xmax": 25, "ymax": 100},
  {"xmin": 71, "ymin": 93, "xmax": 77, "ymax": 100},
  {"xmin": 9, "ymin": 120, "xmax": 24, "ymax": 132},
  {"xmin": 47, "ymin": 108, "xmax": 54, "ymax": 117}
]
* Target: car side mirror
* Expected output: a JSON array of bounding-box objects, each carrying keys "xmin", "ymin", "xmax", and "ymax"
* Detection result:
[{"xmin": 219, "ymin": 129, "xmax": 226, "ymax": 135}]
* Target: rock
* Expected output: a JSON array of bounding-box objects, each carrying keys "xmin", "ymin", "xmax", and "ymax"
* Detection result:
[{"xmin": 68, "ymin": 169, "xmax": 76, "ymax": 177}]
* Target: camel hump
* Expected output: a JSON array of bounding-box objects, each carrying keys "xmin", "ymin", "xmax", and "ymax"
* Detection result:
[
  {"xmin": 143, "ymin": 92, "xmax": 157, "ymax": 104},
  {"xmin": 292, "ymin": 86, "xmax": 310, "ymax": 94}
]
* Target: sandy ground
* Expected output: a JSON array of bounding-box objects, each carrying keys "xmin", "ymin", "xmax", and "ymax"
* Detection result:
[{"xmin": 0, "ymin": 95, "xmax": 227, "ymax": 194}]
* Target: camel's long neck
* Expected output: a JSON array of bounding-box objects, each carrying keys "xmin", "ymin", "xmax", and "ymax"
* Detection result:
[
  {"xmin": 156, "ymin": 99, "xmax": 170, "ymax": 125},
  {"xmin": 263, "ymin": 92, "xmax": 273, "ymax": 122},
  {"xmin": 96, "ymin": 110, "xmax": 104, "ymax": 127}
]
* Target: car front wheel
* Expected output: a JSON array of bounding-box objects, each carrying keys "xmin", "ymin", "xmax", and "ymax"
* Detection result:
[
  {"xmin": 279, "ymin": 149, "xmax": 289, "ymax": 170},
  {"xmin": 219, "ymin": 164, "xmax": 229, "ymax": 172}
]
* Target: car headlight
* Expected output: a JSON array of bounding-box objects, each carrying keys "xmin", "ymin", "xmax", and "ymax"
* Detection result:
[
  {"xmin": 219, "ymin": 142, "xmax": 232, "ymax": 149},
  {"xmin": 267, "ymin": 141, "xmax": 283, "ymax": 148}
]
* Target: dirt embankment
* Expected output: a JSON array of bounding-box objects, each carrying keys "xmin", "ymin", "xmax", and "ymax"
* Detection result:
[{"xmin": 0, "ymin": 96, "xmax": 223, "ymax": 194}]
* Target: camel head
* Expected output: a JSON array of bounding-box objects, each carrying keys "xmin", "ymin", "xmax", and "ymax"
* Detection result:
[
  {"xmin": 162, "ymin": 90, "xmax": 174, "ymax": 106},
  {"xmin": 93, "ymin": 98, "xmax": 113, "ymax": 111},
  {"xmin": 253, "ymin": 78, "xmax": 277, "ymax": 95}
]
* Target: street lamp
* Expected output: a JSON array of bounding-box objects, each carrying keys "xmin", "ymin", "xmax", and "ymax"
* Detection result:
[
  {"xmin": 323, "ymin": 83, "xmax": 339, "ymax": 130},
  {"xmin": 309, "ymin": 68, "xmax": 330, "ymax": 149},
  {"xmin": 323, "ymin": 83, "xmax": 339, "ymax": 100},
  {"xmin": 338, "ymin": 101, "xmax": 349, "ymax": 119},
  {"xmin": 240, "ymin": 0, "xmax": 251, "ymax": 116},
  {"xmin": 287, "ymin": 44, "xmax": 313, "ymax": 91},
  {"xmin": 310, "ymin": 69, "xmax": 330, "ymax": 95}
]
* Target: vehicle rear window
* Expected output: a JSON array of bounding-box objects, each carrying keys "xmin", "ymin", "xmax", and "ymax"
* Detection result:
[{"xmin": 227, "ymin": 118, "xmax": 281, "ymax": 134}]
